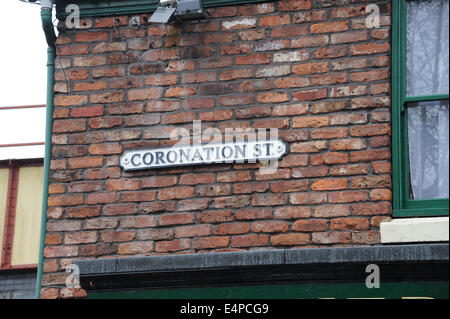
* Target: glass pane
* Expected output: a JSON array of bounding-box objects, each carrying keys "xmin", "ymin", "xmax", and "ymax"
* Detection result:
[
  {"xmin": 0, "ymin": 168, "xmax": 9, "ymax": 263},
  {"xmin": 11, "ymin": 166, "xmax": 44, "ymax": 266},
  {"xmin": 407, "ymin": 100, "xmax": 449, "ymax": 200},
  {"xmin": 406, "ymin": 0, "xmax": 449, "ymax": 97}
]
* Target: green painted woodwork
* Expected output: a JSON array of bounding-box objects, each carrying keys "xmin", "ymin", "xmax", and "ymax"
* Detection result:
[
  {"xmin": 87, "ymin": 281, "xmax": 449, "ymax": 299},
  {"xmin": 56, "ymin": 0, "xmax": 274, "ymax": 19},
  {"xmin": 391, "ymin": 0, "xmax": 449, "ymax": 217}
]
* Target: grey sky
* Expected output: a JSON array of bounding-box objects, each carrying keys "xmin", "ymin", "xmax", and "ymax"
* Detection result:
[{"xmin": 0, "ymin": 1, "xmax": 49, "ymax": 107}]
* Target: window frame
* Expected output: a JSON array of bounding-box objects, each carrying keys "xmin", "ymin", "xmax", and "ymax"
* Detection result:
[
  {"xmin": 0, "ymin": 159, "xmax": 43, "ymax": 270},
  {"xmin": 392, "ymin": 0, "xmax": 449, "ymax": 217}
]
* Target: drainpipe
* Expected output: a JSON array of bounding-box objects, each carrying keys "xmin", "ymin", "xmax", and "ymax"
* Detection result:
[{"xmin": 36, "ymin": 0, "xmax": 56, "ymax": 299}]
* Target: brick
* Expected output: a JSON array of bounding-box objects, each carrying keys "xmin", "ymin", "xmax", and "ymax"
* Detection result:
[
  {"xmin": 220, "ymin": 68, "xmax": 254, "ymax": 81},
  {"xmin": 351, "ymin": 175, "xmax": 391, "ymax": 189},
  {"xmin": 271, "ymin": 233, "xmax": 309, "ymax": 246},
  {"xmin": 221, "ymin": 44, "xmax": 252, "ymax": 55},
  {"xmin": 145, "ymin": 48, "xmax": 179, "ymax": 61},
  {"xmin": 370, "ymin": 189, "xmax": 392, "ymax": 201},
  {"xmin": 76, "ymin": 31, "xmax": 108, "ymax": 42},
  {"xmin": 255, "ymin": 40, "xmax": 290, "ymax": 52},
  {"xmin": 331, "ymin": 217, "xmax": 369, "ymax": 230},
  {"xmin": 351, "ymin": 97, "xmax": 390, "ymax": 109},
  {"xmin": 68, "ymin": 181, "xmax": 103, "ymax": 193},
  {"xmin": 252, "ymin": 221, "xmax": 289, "ymax": 233},
  {"xmin": 198, "ymin": 210, "xmax": 233, "ymax": 224},
  {"xmin": 122, "ymin": 191, "xmax": 157, "ymax": 202},
  {"xmin": 291, "ymin": 140, "xmax": 328, "ymax": 153},
  {"xmin": 239, "ymin": 3, "xmax": 275, "ymax": 15},
  {"xmin": 350, "ymin": 149, "xmax": 391, "ymax": 162},
  {"xmin": 217, "ymin": 171, "xmax": 251, "ymax": 183},
  {"xmin": 128, "ymin": 88, "xmax": 162, "ymax": 101},
  {"xmin": 330, "ymin": 113, "xmax": 367, "ymax": 126},
  {"xmin": 257, "ymin": 92, "xmax": 289, "ymax": 103},
  {"xmin": 292, "ymin": 61, "xmax": 329, "ymax": 75},
  {"xmin": 137, "ymin": 229, "xmax": 174, "ymax": 241},
  {"xmin": 293, "ymin": 117, "xmax": 329, "ymax": 128},
  {"xmin": 352, "ymin": 202, "xmax": 391, "ymax": 216},
  {"xmin": 155, "ymin": 239, "xmax": 191, "ymax": 253},
  {"xmin": 159, "ymin": 213, "xmax": 195, "ymax": 226},
  {"xmin": 236, "ymin": 54, "xmax": 271, "ymax": 65},
  {"xmin": 311, "ymin": 128, "xmax": 348, "ymax": 140},
  {"xmin": 274, "ymin": 77, "xmax": 310, "ymax": 89},
  {"xmin": 328, "ymin": 191, "xmax": 368, "ymax": 203},
  {"xmin": 274, "ymin": 206, "xmax": 311, "ymax": 219},
  {"xmin": 238, "ymin": 29, "xmax": 268, "ymax": 41},
  {"xmin": 199, "ymin": 109, "xmax": 233, "ymax": 121},
  {"xmin": 235, "ymin": 106, "xmax": 271, "ymax": 119},
  {"xmin": 182, "ymin": 72, "xmax": 217, "ymax": 84},
  {"xmin": 331, "ymin": 58, "xmax": 367, "ymax": 71},
  {"xmin": 197, "ymin": 185, "xmax": 231, "ymax": 197},
  {"xmin": 232, "ymin": 234, "xmax": 268, "ymax": 247},
  {"xmin": 48, "ymin": 194, "xmax": 83, "ymax": 207},
  {"xmin": 330, "ymin": 164, "xmax": 369, "ymax": 176},
  {"xmin": 91, "ymin": 92, "xmax": 124, "ymax": 103},
  {"xmin": 66, "ymin": 206, "xmax": 101, "ymax": 219},
  {"xmin": 84, "ymin": 217, "xmax": 119, "ymax": 230},
  {"xmin": 351, "ymin": 42, "xmax": 390, "ymax": 56},
  {"xmin": 178, "ymin": 198, "xmax": 210, "ymax": 211},
  {"xmin": 271, "ymin": 25, "xmax": 308, "ymax": 38},
  {"xmin": 293, "ymin": 219, "xmax": 328, "ymax": 232},
  {"xmin": 233, "ymin": 182, "xmax": 269, "ymax": 194},
  {"xmin": 330, "ymin": 85, "xmax": 368, "ymax": 98},
  {"xmin": 252, "ymin": 193, "xmax": 288, "ymax": 206},
  {"xmin": 235, "ymin": 208, "xmax": 272, "ymax": 220},
  {"xmin": 54, "ymin": 95, "xmax": 88, "ymax": 107},
  {"xmin": 175, "ymin": 225, "xmax": 211, "ymax": 238},
  {"xmin": 106, "ymin": 179, "xmax": 140, "ymax": 191},
  {"xmin": 45, "ymin": 233, "xmax": 62, "ymax": 245},
  {"xmin": 311, "ymin": 100, "xmax": 348, "ymax": 114},
  {"xmin": 222, "ymin": 18, "xmax": 257, "ymax": 30},
  {"xmin": 162, "ymin": 112, "xmax": 196, "ymax": 124},
  {"xmin": 292, "ymin": 35, "xmax": 329, "ymax": 48},
  {"xmin": 313, "ymin": 205, "xmax": 351, "ymax": 217},
  {"xmin": 312, "ymin": 232, "xmax": 351, "ymax": 244},
  {"xmin": 92, "ymin": 66, "xmax": 125, "ymax": 78},
  {"xmin": 279, "ymin": 0, "xmax": 311, "ymax": 11},
  {"xmin": 89, "ymin": 143, "xmax": 122, "ymax": 155},
  {"xmin": 311, "ymin": 21, "xmax": 349, "ymax": 33},
  {"xmin": 290, "ymin": 192, "xmax": 327, "ymax": 205},
  {"xmin": 350, "ymin": 70, "xmax": 389, "ymax": 82},
  {"xmin": 118, "ymin": 242, "xmax": 154, "ymax": 255},
  {"xmin": 313, "ymin": 47, "xmax": 347, "ymax": 59},
  {"xmin": 80, "ymin": 244, "xmax": 117, "ymax": 257},
  {"xmin": 73, "ymin": 56, "xmax": 106, "ymax": 67},
  {"xmin": 312, "ymin": 73, "xmax": 348, "ymax": 86},
  {"xmin": 101, "ymin": 230, "xmax": 136, "ymax": 243},
  {"xmin": 271, "ymin": 180, "xmax": 309, "ymax": 193},
  {"xmin": 165, "ymin": 87, "xmax": 197, "ymax": 98},
  {"xmin": 194, "ymin": 236, "xmax": 229, "ymax": 249},
  {"xmin": 214, "ymin": 223, "xmax": 250, "ymax": 235},
  {"xmin": 331, "ymin": 31, "xmax": 368, "ymax": 44},
  {"xmin": 85, "ymin": 192, "xmax": 120, "ymax": 205},
  {"xmin": 311, "ymin": 178, "xmax": 348, "ymax": 191},
  {"xmin": 44, "ymin": 246, "xmax": 78, "ymax": 258},
  {"xmin": 255, "ymin": 169, "xmax": 291, "ymax": 181},
  {"xmin": 352, "ymin": 230, "xmax": 380, "ymax": 244},
  {"xmin": 215, "ymin": 195, "xmax": 251, "ymax": 208},
  {"xmin": 372, "ymin": 161, "xmax": 391, "ymax": 174}
]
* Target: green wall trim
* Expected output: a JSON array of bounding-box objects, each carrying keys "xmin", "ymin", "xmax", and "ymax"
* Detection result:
[
  {"xmin": 391, "ymin": 0, "xmax": 449, "ymax": 217},
  {"xmin": 56, "ymin": 0, "xmax": 275, "ymax": 19},
  {"xmin": 87, "ymin": 282, "xmax": 449, "ymax": 299}
]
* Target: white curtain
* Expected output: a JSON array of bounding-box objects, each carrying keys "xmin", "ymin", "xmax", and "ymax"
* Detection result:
[
  {"xmin": 407, "ymin": 0, "xmax": 449, "ymax": 200},
  {"xmin": 407, "ymin": 0, "xmax": 449, "ymax": 96}
]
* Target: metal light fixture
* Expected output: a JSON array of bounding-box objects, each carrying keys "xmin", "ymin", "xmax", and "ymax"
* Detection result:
[{"xmin": 150, "ymin": 0, "xmax": 208, "ymax": 24}]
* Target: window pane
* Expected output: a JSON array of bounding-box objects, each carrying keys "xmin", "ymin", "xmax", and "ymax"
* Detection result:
[
  {"xmin": 407, "ymin": 0, "xmax": 449, "ymax": 97},
  {"xmin": 0, "ymin": 168, "xmax": 9, "ymax": 263},
  {"xmin": 11, "ymin": 166, "xmax": 44, "ymax": 266},
  {"xmin": 408, "ymin": 100, "xmax": 449, "ymax": 200}
]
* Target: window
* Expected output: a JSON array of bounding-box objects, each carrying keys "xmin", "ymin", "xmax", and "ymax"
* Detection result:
[
  {"xmin": 392, "ymin": 0, "xmax": 449, "ymax": 217},
  {"xmin": 0, "ymin": 160, "xmax": 44, "ymax": 269}
]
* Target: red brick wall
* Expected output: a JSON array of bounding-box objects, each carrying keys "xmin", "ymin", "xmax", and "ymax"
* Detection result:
[{"xmin": 42, "ymin": 0, "xmax": 393, "ymax": 298}]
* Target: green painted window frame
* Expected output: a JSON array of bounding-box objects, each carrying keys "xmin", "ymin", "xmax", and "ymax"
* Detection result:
[
  {"xmin": 392, "ymin": 0, "xmax": 449, "ymax": 217},
  {"xmin": 56, "ymin": 0, "xmax": 274, "ymax": 19}
]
